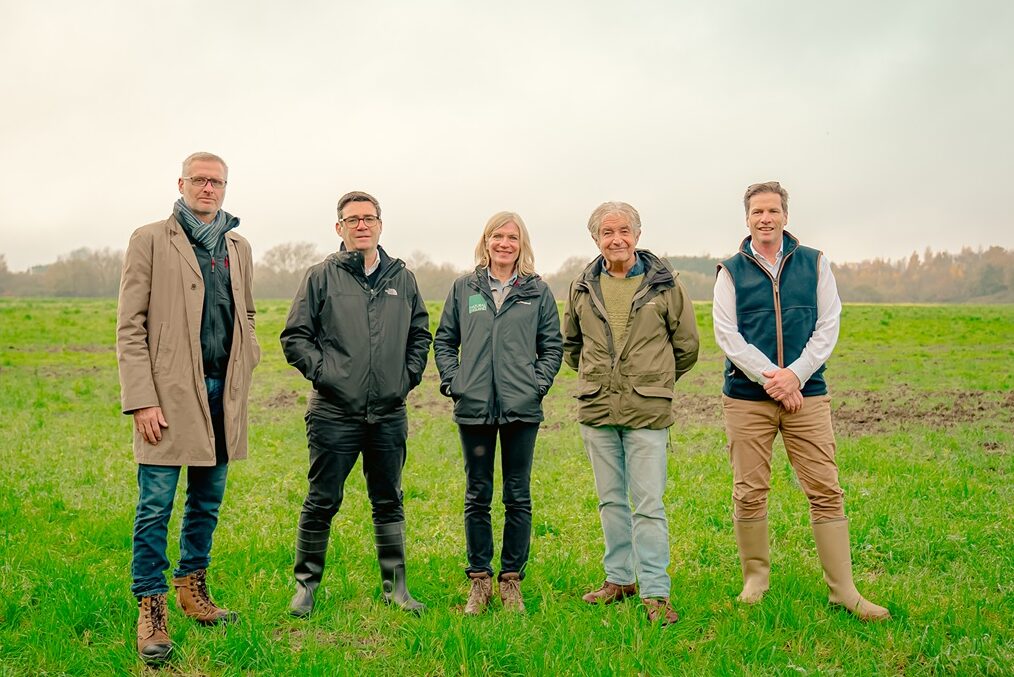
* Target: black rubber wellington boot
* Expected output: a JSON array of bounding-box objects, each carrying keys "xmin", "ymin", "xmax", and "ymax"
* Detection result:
[
  {"xmin": 373, "ymin": 521, "xmax": 425, "ymax": 614},
  {"xmin": 289, "ymin": 527, "xmax": 330, "ymax": 617}
]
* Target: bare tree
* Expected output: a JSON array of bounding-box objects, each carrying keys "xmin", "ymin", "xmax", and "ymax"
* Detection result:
[
  {"xmin": 42, "ymin": 247, "xmax": 123, "ymax": 296},
  {"xmin": 254, "ymin": 242, "xmax": 323, "ymax": 298}
]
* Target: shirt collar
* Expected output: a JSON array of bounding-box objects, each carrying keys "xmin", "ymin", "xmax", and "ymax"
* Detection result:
[
  {"xmin": 749, "ymin": 240, "xmax": 784, "ymax": 261},
  {"xmin": 364, "ymin": 252, "xmax": 381, "ymax": 276},
  {"xmin": 487, "ymin": 267, "xmax": 518, "ymax": 288},
  {"xmin": 601, "ymin": 252, "xmax": 644, "ymax": 278}
]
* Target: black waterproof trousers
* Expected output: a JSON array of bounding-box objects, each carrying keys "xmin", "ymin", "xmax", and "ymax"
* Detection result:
[{"xmin": 298, "ymin": 412, "xmax": 407, "ymax": 531}]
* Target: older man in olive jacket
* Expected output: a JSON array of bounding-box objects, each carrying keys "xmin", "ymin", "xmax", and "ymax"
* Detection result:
[
  {"xmin": 563, "ymin": 201, "xmax": 699, "ymax": 625},
  {"xmin": 117, "ymin": 152, "xmax": 259, "ymax": 664}
]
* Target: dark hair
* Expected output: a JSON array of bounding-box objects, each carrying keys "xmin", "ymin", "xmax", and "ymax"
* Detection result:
[{"xmin": 337, "ymin": 191, "xmax": 381, "ymax": 219}]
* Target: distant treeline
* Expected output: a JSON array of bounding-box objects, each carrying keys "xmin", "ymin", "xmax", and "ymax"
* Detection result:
[{"xmin": 2, "ymin": 244, "xmax": 1011, "ymax": 304}]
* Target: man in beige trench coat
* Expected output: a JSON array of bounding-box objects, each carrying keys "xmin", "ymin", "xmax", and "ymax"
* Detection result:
[{"xmin": 116, "ymin": 151, "xmax": 259, "ymax": 664}]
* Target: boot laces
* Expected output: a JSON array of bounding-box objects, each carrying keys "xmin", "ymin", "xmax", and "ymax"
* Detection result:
[
  {"xmin": 501, "ymin": 577, "xmax": 521, "ymax": 603},
  {"xmin": 467, "ymin": 577, "xmax": 491, "ymax": 604},
  {"xmin": 191, "ymin": 570, "xmax": 217, "ymax": 613},
  {"xmin": 148, "ymin": 595, "xmax": 168, "ymax": 633}
]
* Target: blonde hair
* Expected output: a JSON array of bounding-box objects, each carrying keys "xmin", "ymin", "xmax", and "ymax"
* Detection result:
[{"xmin": 473, "ymin": 211, "xmax": 536, "ymax": 277}]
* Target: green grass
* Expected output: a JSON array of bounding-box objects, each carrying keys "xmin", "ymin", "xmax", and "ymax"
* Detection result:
[{"xmin": 0, "ymin": 299, "xmax": 1011, "ymax": 675}]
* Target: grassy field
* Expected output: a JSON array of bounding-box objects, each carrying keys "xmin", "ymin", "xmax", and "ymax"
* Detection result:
[{"xmin": 0, "ymin": 298, "xmax": 1011, "ymax": 676}]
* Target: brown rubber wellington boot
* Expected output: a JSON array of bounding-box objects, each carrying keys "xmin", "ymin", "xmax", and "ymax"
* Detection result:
[
  {"xmin": 172, "ymin": 569, "xmax": 238, "ymax": 625},
  {"xmin": 581, "ymin": 580, "xmax": 638, "ymax": 604},
  {"xmin": 643, "ymin": 597, "xmax": 679, "ymax": 625},
  {"xmin": 463, "ymin": 572, "xmax": 493, "ymax": 616},
  {"xmin": 498, "ymin": 572, "xmax": 525, "ymax": 613},
  {"xmin": 137, "ymin": 594, "xmax": 172, "ymax": 664},
  {"xmin": 812, "ymin": 518, "xmax": 892, "ymax": 622},
  {"xmin": 734, "ymin": 516, "xmax": 770, "ymax": 603}
]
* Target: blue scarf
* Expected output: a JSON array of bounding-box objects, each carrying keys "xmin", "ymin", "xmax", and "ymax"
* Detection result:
[{"xmin": 174, "ymin": 198, "xmax": 240, "ymax": 251}]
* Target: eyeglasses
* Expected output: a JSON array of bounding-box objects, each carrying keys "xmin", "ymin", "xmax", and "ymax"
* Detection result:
[
  {"xmin": 183, "ymin": 176, "xmax": 227, "ymax": 189},
  {"xmin": 339, "ymin": 216, "xmax": 381, "ymax": 228}
]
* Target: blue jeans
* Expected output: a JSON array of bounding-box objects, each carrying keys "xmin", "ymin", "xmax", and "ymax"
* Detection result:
[
  {"xmin": 580, "ymin": 424, "xmax": 671, "ymax": 599},
  {"xmin": 131, "ymin": 378, "xmax": 229, "ymax": 598}
]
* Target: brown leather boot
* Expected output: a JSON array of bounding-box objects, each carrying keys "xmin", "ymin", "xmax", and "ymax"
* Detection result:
[
  {"xmin": 812, "ymin": 518, "xmax": 892, "ymax": 622},
  {"xmin": 581, "ymin": 580, "xmax": 638, "ymax": 604},
  {"xmin": 137, "ymin": 594, "xmax": 172, "ymax": 664},
  {"xmin": 463, "ymin": 572, "xmax": 493, "ymax": 616},
  {"xmin": 498, "ymin": 573, "xmax": 525, "ymax": 613},
  {"xmin": 172, "ymin": 569, "xmax": 238, "ymax": 625},
  {"xmin": 643, "ymin": 597, "xmax": 679, "ymax": 625}
]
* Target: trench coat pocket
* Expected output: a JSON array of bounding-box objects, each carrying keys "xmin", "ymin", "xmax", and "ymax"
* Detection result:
[{"xmin": 151, "ymin": 323, "xmax": 167, "ymax": 375}]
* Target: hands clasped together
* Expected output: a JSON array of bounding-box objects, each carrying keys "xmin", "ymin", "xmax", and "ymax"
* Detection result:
[{"xmin": 761, "ymin": 368, "xmax": 803, "ymax": 413}]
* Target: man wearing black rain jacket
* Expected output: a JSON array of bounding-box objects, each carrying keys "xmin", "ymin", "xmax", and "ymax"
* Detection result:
[{"xmin": 280, "ymin": 191, "xmax": 431, "ymax": 617}]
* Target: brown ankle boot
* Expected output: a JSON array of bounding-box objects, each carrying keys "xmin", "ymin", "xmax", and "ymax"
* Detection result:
[
  {"xmin": 643, "ymin": 597, "xmax": 679, "ymax": 625},
  {"xmin": 463, "ymin": 572, "xmax": 493, "ymax": 616},
  {"xmin": 498, "ymin": 572, "xmax": 525, "ymax": 613},
  {"xmin": 172, "ymin": 569, "xmax": 238, "ymax": 625},
  {"xmin": 581, "ymin": 580, "xmax": 638, "ymax": 604},
  {"xmin": 137, "ymin": 594, "xmax": 172, "ymax": 664}
]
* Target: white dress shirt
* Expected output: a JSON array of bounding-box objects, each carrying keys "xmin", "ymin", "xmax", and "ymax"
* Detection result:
[{"xmin": 712, "ymin": 242, "xmax": 842, "ymax": 387}]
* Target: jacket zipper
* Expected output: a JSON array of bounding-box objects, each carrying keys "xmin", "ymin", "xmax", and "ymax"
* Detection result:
[
  {"xmin": 746, "ymin": 247, "xmax": 795, "ymax": 368},
  {"xmin": 344, "ymin": 256, "xmax": 404, "ymax": 419}
]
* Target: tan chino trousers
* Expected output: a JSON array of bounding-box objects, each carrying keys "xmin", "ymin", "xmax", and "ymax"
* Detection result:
[{"xmin": 722, "ymin": 394, "xmax": 845, "ymax": 522}]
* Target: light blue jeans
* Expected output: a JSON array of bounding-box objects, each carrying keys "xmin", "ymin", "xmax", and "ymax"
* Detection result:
[{"xmin": 580, "ymin": 424, "xmax": 671, "ymax": 599}]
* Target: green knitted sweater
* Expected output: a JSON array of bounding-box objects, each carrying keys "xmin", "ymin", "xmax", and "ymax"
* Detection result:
[{"xmin": 599, "ymin": 273, "xmax": 643, "ymax": 350}]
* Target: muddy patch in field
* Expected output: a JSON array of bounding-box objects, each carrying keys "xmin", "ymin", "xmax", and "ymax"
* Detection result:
[
  {"xmin": 832, "ymin": 389, "xmax": 1013, "ymax": 436},
  {"xmin": 407, "ymin": 369, "xmax": 453, "ymax": 418},
  {"xmin": 557, "ymin": 380, "xmax": 1010, "ymax": 438},
  {"xmin": 263, "ymin": 389, "xmax": 301, "ymax": 409}
]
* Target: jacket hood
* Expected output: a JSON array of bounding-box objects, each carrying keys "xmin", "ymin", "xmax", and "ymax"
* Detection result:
[
  {"xmin": 577, "ymin": 249, "xmax": 675, "ymax": 287},
  {"xmin": 328, "ymin": 244, "xmax": 402, "ymax": 276},
  {"xmin": 468, "ymin": 266, "xmax": 544, "ymax": 297}
]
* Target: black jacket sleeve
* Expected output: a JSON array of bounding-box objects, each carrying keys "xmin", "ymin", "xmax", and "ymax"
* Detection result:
[
  {"xmin": 280, "ymin": 266, "xmax": 324, "ymax": 383},
  {"xmin": 432, "ymin": 279, "xmax": 462, "ymax": 396},
  {"xmin": 404, "ymin": 272, "xmax": 432, "ymax": 390},
  {"xmin": 534, "ymin": 285, "xmax": 564, "ymax": 396}
]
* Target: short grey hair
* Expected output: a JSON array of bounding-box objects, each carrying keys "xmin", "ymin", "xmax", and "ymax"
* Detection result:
[
  {"xmin": 587, "ymin": 201, "xmax": 641, "ymax": 242},
  {"xmin": 182, "ymin": 152, "xmax": 228, "ymax": 177}
]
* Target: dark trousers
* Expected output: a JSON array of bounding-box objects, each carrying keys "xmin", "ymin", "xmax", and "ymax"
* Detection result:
[
  {"xmin": 131, "ymin": 377, "xmax": 229, "ymax": 598},
  {"xmin": 459, "ymin": 422, "xmax": 540, "ymax": 579},
  {"xmin": 297, "ymin": 413, "xmax": 408, "ymax": 532}
]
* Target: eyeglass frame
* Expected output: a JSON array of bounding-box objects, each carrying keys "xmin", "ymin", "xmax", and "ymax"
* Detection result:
[
  {"xmin": 182, "ymin": 176, "xmax": 228, "ymax": 189},
  {"xmin": 339, "ymin": 215, "xmax": 382, "ymax": 228}
]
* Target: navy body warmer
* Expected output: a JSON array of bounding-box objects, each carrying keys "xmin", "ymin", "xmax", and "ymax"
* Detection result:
[{"xmin": 719, "ymin": 231, "xmax": 828, "ymax": 401}]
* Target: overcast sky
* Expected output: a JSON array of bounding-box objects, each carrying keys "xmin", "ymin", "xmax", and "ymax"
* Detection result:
[{"xmin": 1, "ymin": 0, "xmax": 1011, "ymax": 273}]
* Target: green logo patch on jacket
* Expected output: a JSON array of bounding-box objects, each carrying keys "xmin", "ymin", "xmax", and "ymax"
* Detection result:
[{"xmin": 468, "ymin": 294, "xmax": 487, "ymax": 314}]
